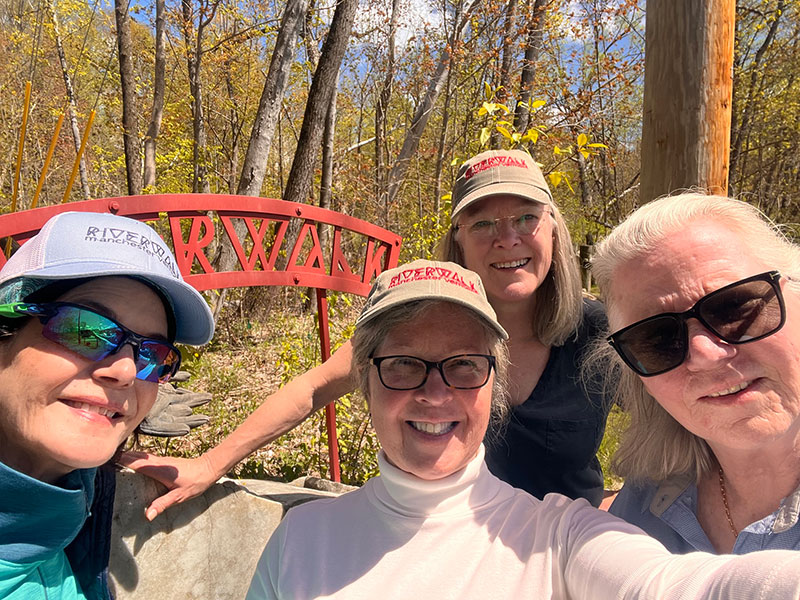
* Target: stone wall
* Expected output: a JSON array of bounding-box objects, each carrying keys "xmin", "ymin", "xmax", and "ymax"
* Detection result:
[{"xmin": 109, "ymin": 472, "xmax": 346, "ymax": 599}]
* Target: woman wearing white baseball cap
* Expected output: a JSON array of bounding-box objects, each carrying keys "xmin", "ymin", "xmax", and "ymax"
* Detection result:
[
  {"xmin": 247, "ymin": 259, "xmax": 800, "ymax": 600},
  {"xmin": 0, "ymin": 211, "xmax": 214, "ymax": 600},
  {"xmin": 124, "ymin": 148, "xmax": 609, "ymax": 518}
]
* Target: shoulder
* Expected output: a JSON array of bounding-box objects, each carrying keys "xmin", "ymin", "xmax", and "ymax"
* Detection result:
[{"xmin": 609, "ymin": 480, "xmax": 658, "ymax": 521}]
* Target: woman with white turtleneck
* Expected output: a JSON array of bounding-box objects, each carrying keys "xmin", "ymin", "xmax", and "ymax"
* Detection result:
[{"xmin": 246, "ymin": 260, "xmax": 800, "ymax": 600}]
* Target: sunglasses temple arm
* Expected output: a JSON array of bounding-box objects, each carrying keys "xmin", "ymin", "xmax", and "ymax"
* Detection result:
[{"xmin": 0, "ymin": 302, "xmax": 41, "ymax": 318}]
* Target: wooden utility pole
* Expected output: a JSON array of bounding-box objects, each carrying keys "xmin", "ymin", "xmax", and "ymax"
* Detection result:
[{"xmin": 640, "ymin": 0, "xmax": 735, "ymax": 202}]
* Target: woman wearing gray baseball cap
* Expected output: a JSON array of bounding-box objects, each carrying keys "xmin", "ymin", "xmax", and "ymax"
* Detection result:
[
  {"xmin": 123, "ymin": 148, "xmax": 609, "ymax": 518},
  {"xmin": 247, "ymin": 259, "xmax": 800, "ymax": 600},
  {"xmin": 0, "ymin": 211, "xmax": 214, "ymax": 600}
]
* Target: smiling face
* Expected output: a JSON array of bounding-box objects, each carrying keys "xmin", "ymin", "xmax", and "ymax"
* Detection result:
[
  {"xmin": 367, "ymin": 303, "xmax": 494, "ymax": 480},
  {"xmin": 455, "ymin": 195, "xmax": 554, "ymax": 312},
  {"xmin": 0, "ymin": 276, "xmax": 166, "ymax": 483},
  {"xmin": 609, "ymin": 220, "xmax": 800, "ymax": 455}
]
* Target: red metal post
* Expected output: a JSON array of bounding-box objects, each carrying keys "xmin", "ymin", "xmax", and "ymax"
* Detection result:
[{"xmin": 316, "ymin": 288, "xmax": 341, "ymax": 482}]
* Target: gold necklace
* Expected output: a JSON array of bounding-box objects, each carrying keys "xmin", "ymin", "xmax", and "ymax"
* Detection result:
[{"xmin": 718, "ymin": 466, "xmax": 739, "ymax": 537}]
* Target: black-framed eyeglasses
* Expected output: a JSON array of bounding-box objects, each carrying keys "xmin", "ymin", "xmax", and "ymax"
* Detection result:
[
  {"xmin": 608, "ymin": 271, "xmax": 785, "ymax": 377},
  {"xmin": 455, "ymin": 205, "xmax": 550, "ymax": 240},
  {"xmin": 0, "ymin": 301, "xmax": 181, "ymax": 383},
  {"xmin": 369, "ymin": 354, "xmax": 496, "ymax": 390}
]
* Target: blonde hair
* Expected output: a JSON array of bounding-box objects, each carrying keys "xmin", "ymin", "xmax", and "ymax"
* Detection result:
[
  {"xmin": 437, "ymin": 201, "xmax": 584, "ymax": 347},
  {"xmin": 590, "ymin": 192, "xmax": 800, "ymax": 483},
  {"xmin": 351, "ymin": 300, "xmax": 510, "ymax": 435}
]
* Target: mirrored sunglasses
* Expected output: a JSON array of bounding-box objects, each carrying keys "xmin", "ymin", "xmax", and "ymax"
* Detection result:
[
  {"xmin": 370, "ymin": 353, "xmax": 495, "ymax": 390},
  {"xmin": 608, "ymin": 271, "xmax": 785, "ymax": 377},
  {"xmin": 0, "ymin": 302, "xmax": 181, "ymax": 383}
]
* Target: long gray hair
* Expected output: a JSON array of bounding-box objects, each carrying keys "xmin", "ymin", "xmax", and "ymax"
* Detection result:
[{"xmin": 588, "ymin": 192, "xmax": 800, "ymax": 483}]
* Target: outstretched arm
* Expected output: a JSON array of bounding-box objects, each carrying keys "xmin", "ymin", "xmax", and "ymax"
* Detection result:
[{"xmin": 119, "ymin": 340, "xmax": 356, "ymax": 520}]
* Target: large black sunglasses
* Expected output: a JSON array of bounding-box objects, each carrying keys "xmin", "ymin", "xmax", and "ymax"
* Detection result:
[
  {"xmin": 608, "ymin": 271, "xmax": 785, "ymax": 377},
  {"xmin": 370, "ymin": 354, "xmax": 495, "ymax": 390}
]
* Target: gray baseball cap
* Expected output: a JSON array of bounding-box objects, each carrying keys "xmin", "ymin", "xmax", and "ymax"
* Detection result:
[
  {"xmin": 0, "ymin": 211, "xmax": 214, "ymax": 345},
  {"xmin": 356, "ymin": 259, "xmax": 508, "ymax": 340},
  {"xmin": 451, "ymin": 149, "xmax": 552, "ymax": 221}
]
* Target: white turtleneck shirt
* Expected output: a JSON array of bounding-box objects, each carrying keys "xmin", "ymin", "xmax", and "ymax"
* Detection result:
[{"xmin": 246, "ymin": 445, "xmax": 800, "ymax": 599}]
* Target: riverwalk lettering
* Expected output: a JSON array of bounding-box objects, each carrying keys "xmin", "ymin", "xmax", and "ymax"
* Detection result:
[{"xmin": 388, "ymin": 266, "xmax": 479, "ymax": 294}]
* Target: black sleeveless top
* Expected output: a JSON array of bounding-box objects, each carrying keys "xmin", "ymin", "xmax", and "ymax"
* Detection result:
[{"xmin": 485, "ymin": 299, "xmax": 609, "ymax": 507}]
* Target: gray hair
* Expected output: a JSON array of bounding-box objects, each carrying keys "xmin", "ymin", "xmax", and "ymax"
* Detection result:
[
  {"xmin": 437, "ymin": 200, "xmax": 583, "ymax": 347},
  {"xmin": 589, "ymin": 192, "xmax": 800, "ymax": 483},
  {"xmin": 351, "ymin": 300, "xmax": 510, "ymax": 436}
]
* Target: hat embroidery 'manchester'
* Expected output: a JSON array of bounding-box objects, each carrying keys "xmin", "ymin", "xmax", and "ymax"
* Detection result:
[{"xmin": 84, "ymin": 225, "xmax": 179, "ymax": 278}]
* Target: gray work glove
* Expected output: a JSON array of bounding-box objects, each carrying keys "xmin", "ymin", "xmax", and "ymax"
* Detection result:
[{"xmin": 137, "ymin": 382, "xmax": 212, "ymax": 437}]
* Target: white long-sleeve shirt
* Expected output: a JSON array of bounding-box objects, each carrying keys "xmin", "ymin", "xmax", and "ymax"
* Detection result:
[{"xmin": 247, "ymin": 446, "xmax": 800, "ymax": 599}]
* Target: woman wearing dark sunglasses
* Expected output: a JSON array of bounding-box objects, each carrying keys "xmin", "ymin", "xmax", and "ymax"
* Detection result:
[
  {"xmin": 0, "ymin": 211, "xmax": 214, "ymax": 600},
  {"xmin": 587, "ymin": 193, "xmax": 800, "ymax": 555},
  {"xmin": 248, "ymin": 260, "xmax": 800, "ymax": 600}
]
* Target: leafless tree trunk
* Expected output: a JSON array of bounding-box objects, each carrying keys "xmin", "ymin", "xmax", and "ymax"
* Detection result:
[
  {"xmin": 283, "ymin": 0, "xmax": 358, "ymax": 205},
  {"xmin": 375, "ymin": 0, "xmax": 399, "ymax": 200},
  {"xmin": 143, "ymin": 0, "xmax": 166, "ymax": 190},
  {"xmin": 236, "ymin": 0, "xmax": 309, "ymax": 197},
  {"xmin": 513, "ymin": 0, "xmax": 549, "ymax": 136},
  {"xmin": 48, "ymin": 0, "xmax": 90, "ymax": 200},
  {"xmin": 491, "ymin": 0, "xmax": 517, "ymax": 147},
  {"xmin": 319, "ymin": 83, "xmax": 337, "ymax": 251},
  {"xmin": 115, "ymin": 0, "xmax": 142, "ymax": 195},
  {"xmin": 182, "ymin": 0, "xmax": 218, "ymax": 193},
  {"xmin": 385, "ymin": 0, "xmax": 480, "ymax": 206}
]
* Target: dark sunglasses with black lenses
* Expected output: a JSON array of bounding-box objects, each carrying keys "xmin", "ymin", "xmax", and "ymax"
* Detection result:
[
  {"xmin": 0, "ymin": 302, "xmax": 181, "ymax": 383},
  {"xmin": 608, "ymin": 271, "xmax": 785, "ymax": 377},
  {"xmin": 370, "ymin": 354, "xmax": 496, "ymax": 391}
]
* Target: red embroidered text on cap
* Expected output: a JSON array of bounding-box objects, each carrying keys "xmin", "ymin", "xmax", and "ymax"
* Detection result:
[
  {"xmin": 388, "ymin": 267, "xmax": 479, "ymax": 293},
  {"xmin": 464, "ymin": 155, "xmax": 529, "ymax": 180}
]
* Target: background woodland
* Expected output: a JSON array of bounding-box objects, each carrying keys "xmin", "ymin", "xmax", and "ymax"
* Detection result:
[{"xmin": 0, "ymin": 0, "xmax": 798, "ymax": 482}]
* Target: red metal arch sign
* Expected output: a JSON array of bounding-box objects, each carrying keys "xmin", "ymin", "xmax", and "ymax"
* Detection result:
[
  {"xmin": 0, "ymin": 194, "xmax": 402, "ymax": 293},
  {"xmin": 0, "ymin": 194, "xmax": 404, "ymax": 481}
]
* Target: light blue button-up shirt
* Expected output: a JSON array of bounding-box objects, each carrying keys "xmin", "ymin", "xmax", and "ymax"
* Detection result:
[{"xmin": 609, "ymin": 474, "xmax": 800, "ymax": 554}]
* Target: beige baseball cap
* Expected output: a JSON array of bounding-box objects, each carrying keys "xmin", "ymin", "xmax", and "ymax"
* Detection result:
[
  {"xmin": 356, "ymin": 259, "xmax": 508, "ymax": 340},
  {"xmin": 451, "ymin": 149, "xmax": 552, "ymax": 221}
]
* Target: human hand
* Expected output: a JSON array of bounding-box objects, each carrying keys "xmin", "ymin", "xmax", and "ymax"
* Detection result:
[{"xmin": 116, "ymin": 451, "xmax": 221, "ymax": 521}]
